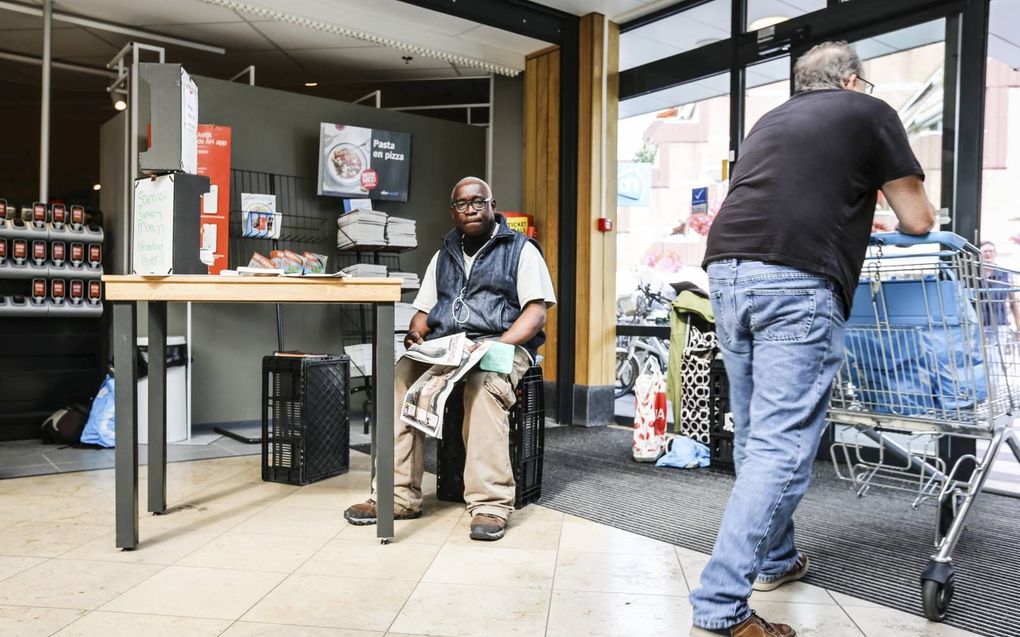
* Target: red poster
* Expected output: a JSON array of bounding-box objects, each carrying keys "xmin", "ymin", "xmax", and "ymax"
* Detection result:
[{"xmin": 196, "ymin": 125, "xmax": 231, "ymax": 274}]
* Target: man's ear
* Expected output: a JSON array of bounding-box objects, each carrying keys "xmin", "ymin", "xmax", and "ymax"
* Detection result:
[{"xmin": 491, "ymin": 199, "xmax": 498, "ymax": 213}]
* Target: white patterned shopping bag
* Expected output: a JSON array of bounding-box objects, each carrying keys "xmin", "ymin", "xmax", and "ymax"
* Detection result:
[{"xmin": 632, "ymin": 360, "xmax": 668, "ymax": 462}]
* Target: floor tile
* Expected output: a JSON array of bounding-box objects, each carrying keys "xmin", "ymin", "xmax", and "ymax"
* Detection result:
[
  {"xmin": 0, "ymin": 470, "xmax": 114, "ymax": 497},
  {"xmin": 233, "ymin": 505, "xmax": 348, "ymax": 538},
  {"xmin": 559, "ymin": 518, "xmax": 677, "ymax": 557},
  {"xmin": 0, "ymin": 521, "xmax": 112, "ymax": 558},
  {"xmin": 546, "ymin": 590, "xmax": 691, "ymax": 637},
  {"xmin": 750, "ymin": 600, "xmax": 865, "ymax": 637},
  {"xmin": 422, "ymin": 544, "xmax": 556, "ymax": 589},
  {"xmin": 242, "ymin": 574, "xmax": 416, "ymax": 631},
  {"xmin": 390, "ymin": 582, "xmax": 549, "ymax": 637},
  {"xmin": 177, "ymin": 532, "xmax": 329, "ymax": 572},
  {"xmin": 508, "ymin": 503, "xmax": 565, "ymax": 523},
  {"xmin": 0, "ymin": 556, "xmax": 46, "ymax": 582},
  {"xmin": 297, "ymin": 538, "xmax": 441, "ymax": 582},
  {"xmin": 676, "ymin": 545, "xmax": 711, "ymax": 589},
  {"xmin": 100, "ymin": 565, "xmax": 286, "ymax": 620},
  {"xmin": 222, "ymin": 621, "xmax": 384, "ymax": 636},
  {"xmin": 554, "ymin": 550, "xmax": 689, "ymax": 596},
  {"xmin": 0, "ymin": 605, "xmax": 85, "ymax": 637},
  {"xmin": 828, "ymin": 590, "xmax": 884, "ymax": 609},
  {"xmin": 62, "ymin": 528, "xmax": 222, "ymax": 565},
  {"xmin": 841, "ymin": 605, "xmax": 981, "ymax": 637},
  {"xmin": 52, "ymin": 611, "xmax": 230, "ymax": 636},
  {"xmin": 337, "ymin": 513, "xmax": 459, "ymax": 545},
  {"xmin": 274, "ymin": 487, "xmax": 368, "ymax": 511},
  {"xmin": 0, "ymin": 559, "xmax": 162, "ymax": 610}
]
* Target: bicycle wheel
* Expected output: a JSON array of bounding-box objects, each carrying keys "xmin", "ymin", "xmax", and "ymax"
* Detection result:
[{"xmin": 615, "ymin": 349, "xmax": 639, "ymax": 398}]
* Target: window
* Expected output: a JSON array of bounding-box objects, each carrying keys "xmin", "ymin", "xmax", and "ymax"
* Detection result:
[
  {"xmin": 617, "ymin": 74, "xmax": 731, "ymax": 298},
  {"xmin": 620, "ymin": 0, "xmax": 730, "ymax": 71},
  {"xmin": 745, "ymin": 56, "xmax": 790, "ymax": 134},
  {"xmin": 746, "ymin": 0, "xmax": 826, "ymax": 32}
]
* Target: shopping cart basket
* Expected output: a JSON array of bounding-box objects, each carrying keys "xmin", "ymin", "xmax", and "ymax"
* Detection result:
[{"xmin": 828, "ymin": 231, "xmax": 1020, "ymax": 622}]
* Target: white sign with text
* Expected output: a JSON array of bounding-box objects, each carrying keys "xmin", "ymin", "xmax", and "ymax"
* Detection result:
[{"xmin": 132, "ymin": 175, "xmax": 175, "ymax": 274}]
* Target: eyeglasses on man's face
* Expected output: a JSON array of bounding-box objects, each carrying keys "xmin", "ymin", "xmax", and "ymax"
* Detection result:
[
  {"xmin": 450, "ymin": 197, "xmax": 492, "ymax": 213},
  {"xmin": 855, "ymin": 75, "xmax": 875, "ymax": 95}
]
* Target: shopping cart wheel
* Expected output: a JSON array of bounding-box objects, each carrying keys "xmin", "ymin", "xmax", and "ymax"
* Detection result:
[{"xmin": 921, "ymin": 564, "xmax": 955, "ymax": 622}]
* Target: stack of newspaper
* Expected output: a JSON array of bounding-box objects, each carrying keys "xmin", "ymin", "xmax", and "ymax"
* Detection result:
[
  {"xmin": 386, "ymin": 216, "xmax": 417, "ymax": 248},
  {"xmin": 337, "ymin": 209, "xmax": 388, "ymax": 249},
  {"xmin": 388, "ymin": 271, "xmax": 420, "ymax": 289},
  {"xmin": 395, "ymin": 302, "xmax": 418, "ymax": 331},
  {"xmin": 344, "ymin": 337, "xmax": 404, "ymax": 377},
  {"xmin": 398, "ymin": 334, "xmax": 496, "ymax": 439},
  {"xmin": 342, "ymin": 263, "xmax": 388, "ymax": 278}
]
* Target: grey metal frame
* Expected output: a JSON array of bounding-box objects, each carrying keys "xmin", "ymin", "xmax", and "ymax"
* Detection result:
[{"xmin": 114, "ymin": 299, "xmax": 397, "ymax": 549}]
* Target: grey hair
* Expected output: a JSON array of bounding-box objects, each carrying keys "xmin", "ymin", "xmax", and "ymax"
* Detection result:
[
  {"xmin": 450, "ymin": 176, "xmax": 491, "ymax": 200},
  {"xmin": 794, "ymin": 41, "xmax": 864, "ymax": 92}
]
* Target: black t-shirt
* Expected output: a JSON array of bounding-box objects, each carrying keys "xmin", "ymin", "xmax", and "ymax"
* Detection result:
[{"xmin": 703, "ymin": 89, "xmax": 924, "ymax": 314}]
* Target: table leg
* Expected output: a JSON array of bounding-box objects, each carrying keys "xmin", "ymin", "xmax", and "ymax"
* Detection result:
[
  {"xmin": 114, "ymin": 301, "xmax": 139, "ymax": 550},
  {"xmin": 373, "ymin": 303, "xmax": 394, "ymax": 542},
  {"xmin": 148, "ymin": 301, "xmax": 168, "ymax": 514}
]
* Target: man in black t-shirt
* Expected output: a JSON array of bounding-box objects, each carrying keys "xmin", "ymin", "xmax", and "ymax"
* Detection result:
[{"xmin": 690, "ymin": 42, "xmax": 935, "ymax": 637}]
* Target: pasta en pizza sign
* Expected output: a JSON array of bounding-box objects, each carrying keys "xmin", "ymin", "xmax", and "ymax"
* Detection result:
[{"xmin": 317, "ymin": 123, "xmax": 412, "ymax": 202}]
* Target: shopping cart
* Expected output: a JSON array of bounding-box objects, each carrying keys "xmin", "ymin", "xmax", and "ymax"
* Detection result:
[{"xmin": 828, "ymin": 231, "xmax": 1020, "ymax": 622}]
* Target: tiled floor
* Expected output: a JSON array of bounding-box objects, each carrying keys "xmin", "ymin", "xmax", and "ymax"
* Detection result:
[{"xmin": 0, "ymin": 451, "xmax": 983, "ymax": 637}]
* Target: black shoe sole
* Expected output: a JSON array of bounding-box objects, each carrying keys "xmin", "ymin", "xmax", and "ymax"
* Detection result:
[
  {"xmin": 469, "ymin": 527, "xmax": 506, "ymax": 541},
  {"xmin": 343, "ymin": 510, "xmax": 422, "ymax": 526}
]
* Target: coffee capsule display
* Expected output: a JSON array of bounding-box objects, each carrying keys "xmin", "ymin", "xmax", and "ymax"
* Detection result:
[
  {"xmin": 0, "ymin": 238, "xmax": 6, "ymax": 263},
  {"xmin": 32, "ymin": 240, "xmax": 46, "ymax": 266},
  {"xmin": 70, "ymin": 279, "xmax": 85, "ymax": 304},
  {"xmin": 88, "ymin": 280, "xmax": 102, "ymax": 304},
  {"xmin": 32, "ymin": 202, "xmax": 47, "ymax": 226},
  {"xmin": 88, "ymin": 243, "xmax": 102, "ymax": 268},
  {"xmin": 51, "ymin": 203, "xmax": 66, "ymax": 226},
  {"xmin": 51, "ymin": 240, "xmax": 65, "ymax": 265},
  {"xmin": 70, "ymin": 205, "xmax": 85, "ymax": 227},
  {"xmin": 32, "ymin": 278, "xmax": 47, "ymax": 303},
  {"xmin": 70, "ymin": 242, "xmax": 84, "ymax": 267},
  {"xmin": 0, "ymin": 199, "xmax": 7, "ymax": 219},
  {"xmin": 50, "ymin": 279, "xmax": 65, "ymax": 303},
  {"xmin": 12, "ymin": 238, "xmax": 27, "ymax": 264}
]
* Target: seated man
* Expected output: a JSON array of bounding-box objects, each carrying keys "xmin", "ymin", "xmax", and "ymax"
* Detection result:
[{"xmin": 344, "ymin": 177, "xmax": 556, "ymax": 541}]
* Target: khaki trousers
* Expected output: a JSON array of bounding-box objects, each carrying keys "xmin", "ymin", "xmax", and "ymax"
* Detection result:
[{"xmin": 378, "ymin": 347, "xmax": 531, "ymax": 520}]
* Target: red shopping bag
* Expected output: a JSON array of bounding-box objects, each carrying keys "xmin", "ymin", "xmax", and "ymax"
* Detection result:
[{"xmin": 632, "ymin": 362, "xmax": 668, "ymax": 462}]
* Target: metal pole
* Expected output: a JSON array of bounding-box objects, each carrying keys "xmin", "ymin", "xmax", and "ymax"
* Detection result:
[
  {"xmin": 39, "ymin": 0, "xmax": 51, "ymax": 203},
  {"xmin": 128, "ymin": 44, "xmax": 139, "ymax": 273}
]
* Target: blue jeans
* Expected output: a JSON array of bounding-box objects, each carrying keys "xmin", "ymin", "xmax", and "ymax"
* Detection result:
[{"xmin": 690, "ymin": 260, "xmax": 846, "ymax": 630}]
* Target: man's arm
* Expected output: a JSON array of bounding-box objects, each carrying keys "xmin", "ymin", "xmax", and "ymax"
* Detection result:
[
  {"xmin": 881, "ymin": 175, "xmax": 936, "ymax": 235},
  {"xmin": 404, "ymin": 311, "xmax": 430, "ymax": 349},
  {"xmin": 499, "ymin": 300, "xmax": 547, "ymax": 347}
]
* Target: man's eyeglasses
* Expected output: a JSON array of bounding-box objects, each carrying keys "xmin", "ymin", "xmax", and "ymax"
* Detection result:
[
  {"xmin": 450, "ymin": 197, "xmax": 492, "ymax": 213},
  {"xmin": 856, "ymin": 75, "xmax": 875, "ymax": 95}
]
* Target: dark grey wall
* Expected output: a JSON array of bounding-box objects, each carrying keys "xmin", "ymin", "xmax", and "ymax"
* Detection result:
[
  {"xmin": 490, "ymin": 74, "xmax": 525, "ymax": 212},
  {"xmin": 100, "ymin": 75, "xmax": 486, "ymax": 425}
]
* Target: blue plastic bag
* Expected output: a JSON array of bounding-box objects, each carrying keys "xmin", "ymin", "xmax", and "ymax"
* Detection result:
[
  {"xmin": 656, "ymin": 435, "xmax": 710, "ymax": 469},
  {"xmin": 81, "ymin": 373, "xmax": 116, "ymax": 447}
]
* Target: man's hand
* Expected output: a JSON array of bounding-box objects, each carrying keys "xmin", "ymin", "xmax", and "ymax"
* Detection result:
[{"xmin": 404, "ymin": 330, "xmax": 425, "ymax": 349}]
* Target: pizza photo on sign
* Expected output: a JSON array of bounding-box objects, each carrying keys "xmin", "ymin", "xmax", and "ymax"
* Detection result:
[{"xmin": 317, "ymin": 123, "xmax": 411, "ymax": 202}]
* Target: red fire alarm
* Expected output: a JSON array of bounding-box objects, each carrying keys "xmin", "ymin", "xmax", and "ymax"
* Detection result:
[{"xmin": 597, "ymin": 217, "xmax": 614, "ymax": 232}]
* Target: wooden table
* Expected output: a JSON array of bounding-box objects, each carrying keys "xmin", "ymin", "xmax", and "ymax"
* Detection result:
[{"xmin": 103, "ymin": 275, "xmax": 401, "ymax": 548}]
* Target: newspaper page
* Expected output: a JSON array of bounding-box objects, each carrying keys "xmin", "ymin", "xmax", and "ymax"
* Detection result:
[
  {"xmin": 400, "ymin": 338, "xmax": 493, "ymax": 439},
  {"xmin": 401, "ymin": 333, "xmax": 468, "ymax": 367}
]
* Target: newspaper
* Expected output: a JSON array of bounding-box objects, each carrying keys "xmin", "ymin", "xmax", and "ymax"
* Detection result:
[{"xmin": 400, "ymin": 334, "xmax": 492, "ymax": 439}]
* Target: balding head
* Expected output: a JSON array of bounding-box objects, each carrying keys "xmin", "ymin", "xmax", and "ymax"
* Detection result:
[
  {"xmin": 450, "ymin": 176, "xmax": 492, "ymax": 202},
  {"xmin": 794, "ymin": 41, "xmax": 864, "ymax": 93}
]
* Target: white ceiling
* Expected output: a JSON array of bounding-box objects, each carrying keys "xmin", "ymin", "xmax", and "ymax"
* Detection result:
[{"xmin": 0, "ymin": 0, "xmax": 550, "ymax": 87}]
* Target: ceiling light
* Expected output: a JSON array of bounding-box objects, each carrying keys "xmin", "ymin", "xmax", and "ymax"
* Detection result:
[
  {"xmin": 92, "ymin": 184, "xmax": 102, "ymax": 191},
  {"xmin": 304, "ymin": 81, "xmax": 318, "ymax": 87},
  {"xmin": 749, "ymin": 16, "xmax": 790, "ymax": 31},
  {"xmin": 114, "ymin": 99, "xmax": 127, "ymax": 111}
]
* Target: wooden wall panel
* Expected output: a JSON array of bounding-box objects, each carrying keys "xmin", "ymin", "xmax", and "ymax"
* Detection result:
[{"xmin": 524, "ymin": 48, "xmax": 561, "ymax": 381}]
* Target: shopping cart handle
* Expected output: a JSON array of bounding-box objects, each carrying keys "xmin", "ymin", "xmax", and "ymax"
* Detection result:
[{"xmin": 869, "ymin": 231, "xmax": 969, "ymax": 251}]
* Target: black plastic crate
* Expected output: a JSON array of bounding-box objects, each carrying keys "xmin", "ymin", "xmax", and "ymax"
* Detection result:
[
  {"xmin": 708, "ymin": 357, "xmax": 735, "ymax": 474},
  {"xmin": 262, "ymin": 355, "xmax": 350, "ymax": 486},
  {"xmin": 436, "ymin": 365, "xmax": 545, "ymax": 508}
]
